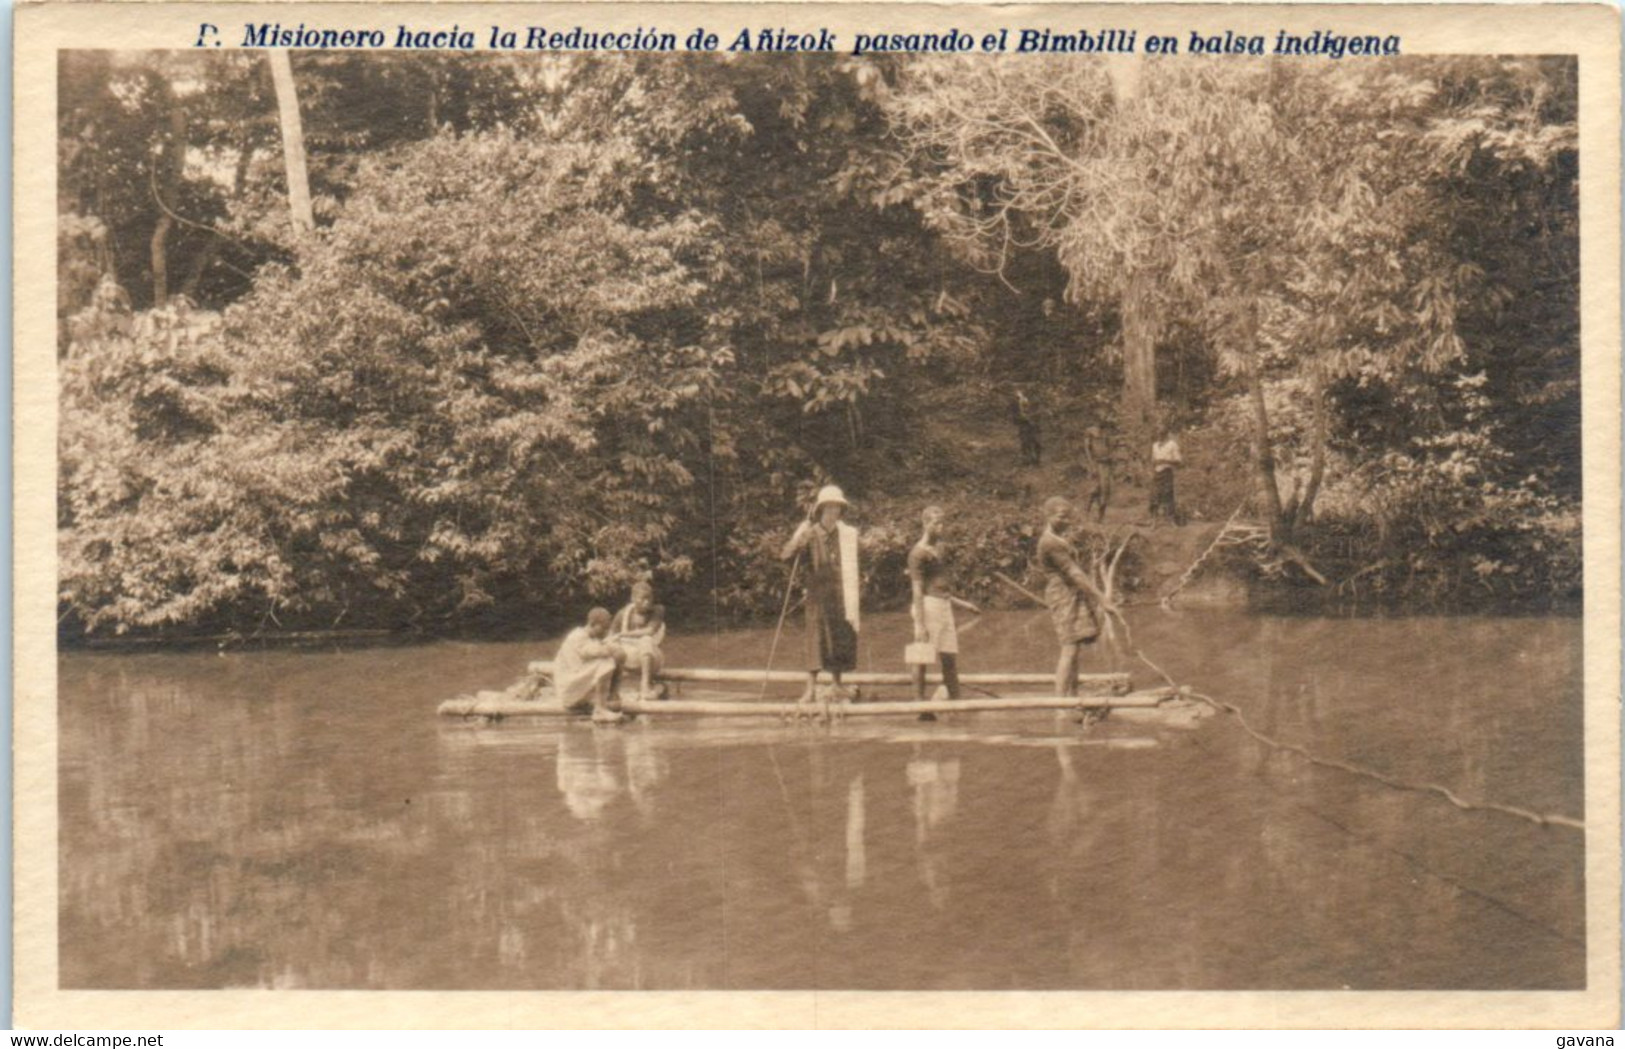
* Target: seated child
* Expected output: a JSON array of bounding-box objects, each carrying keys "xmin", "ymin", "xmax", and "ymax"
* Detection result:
[{"xmin": 613, "ymin": 581, "xmax": 667, "ymax": 700}]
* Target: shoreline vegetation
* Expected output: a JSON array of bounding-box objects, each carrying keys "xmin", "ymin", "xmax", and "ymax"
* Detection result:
[{"xmin": 57, "ymin": 53, "xmax": 1580, "ymax": 647}]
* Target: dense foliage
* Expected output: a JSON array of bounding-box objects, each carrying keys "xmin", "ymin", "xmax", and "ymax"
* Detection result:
[
  {"xmin": 885, "ymin": 55, "xmax": 1580, "ymax": 598},
  {"xmin": 58, "ymin": 52, "xmax": 1581, "ymax": 637}
]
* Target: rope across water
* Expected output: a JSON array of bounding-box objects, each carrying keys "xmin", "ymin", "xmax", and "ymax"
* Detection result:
[{"xmin": 1134, "ymin": 650, "xmax": 1585, "ymax": 833}]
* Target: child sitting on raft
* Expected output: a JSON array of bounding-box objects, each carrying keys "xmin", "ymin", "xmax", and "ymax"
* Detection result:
[
  {"xmin": 554, "ymin": 607, "xmax": 627, "ymax": 723},
  {"xmin": 613, "ymin": 580, "xmax": 667, "ymax": 700}
]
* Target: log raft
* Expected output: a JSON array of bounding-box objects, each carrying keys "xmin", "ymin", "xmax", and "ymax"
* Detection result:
[
  {"xmin": 438, "ymin": 687, "xmax": 1178, "ymax": 720},
  {"xmin": 523, "ymin": 661, "xmax": 1131, "ymax": 692}
]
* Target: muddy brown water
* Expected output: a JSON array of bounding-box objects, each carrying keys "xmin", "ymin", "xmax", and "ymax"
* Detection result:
[{"xmin": 58, "ymin": 610, "xmax": 1584, "ymax": 990}]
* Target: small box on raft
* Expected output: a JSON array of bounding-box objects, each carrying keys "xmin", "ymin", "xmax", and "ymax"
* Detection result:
[{"xmin": 904, "ymin": 642, "xmax": 937, "ymax": 666}]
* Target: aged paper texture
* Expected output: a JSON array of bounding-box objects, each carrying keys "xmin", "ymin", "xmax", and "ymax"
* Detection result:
[{"xmin": 16, "ymin": 1, "xmax": 1622, "ymax": 1029}]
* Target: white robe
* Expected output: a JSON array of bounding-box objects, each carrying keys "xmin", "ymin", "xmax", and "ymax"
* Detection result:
[
  {"xmin": 552, "ymin": 626, "xmax": 619, "ymax": 710},
  {"xmin": 836, "ymin": 520, "xmax": 860, "ymax": 631}
]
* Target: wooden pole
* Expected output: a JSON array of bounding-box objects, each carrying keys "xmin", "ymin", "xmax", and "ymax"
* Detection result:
[
  {"xmin": 439, "ymin": 688, "xmax": 1174, "ymax": 720},
  {"xmin": 525, "ymin": 661, "xmax": 1128, "ymax": 690},
  {"xmin": 993, "ymin": 571, "xmax": 1046, "ymax": 606}
]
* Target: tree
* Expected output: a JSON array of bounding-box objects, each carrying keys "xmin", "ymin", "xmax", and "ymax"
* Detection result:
[
  {"xmin": 58, "ymin": 54, "xmax": 1000, "ymax": 633},
  {"xmin": 267, "ymin": 51, "xmax": 313, "ymax": 234},
  {"xmin": 58, "ymin": 51, "xmax": 532, "ymax": 314},
  {"xmin": 885, "ymin": 55, "xmax": 1578, "ymax": 569}
]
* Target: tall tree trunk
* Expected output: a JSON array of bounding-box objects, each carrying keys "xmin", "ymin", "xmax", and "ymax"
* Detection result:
[
  {"xmin": 1120, "ymin": 271, "xmax": 1158, "ymax": 481},
  {"xmin": 1293, "ymin": 357, "xmax": 1328, "ymax": 531},
  {"xmin": 1106, "ymin": 56, "xmax": 1158, "ymax": 482},
  {"xmin": 1245, "ymin": 353, "xmax": 1283, "ymax": 531},
  {"xmin": 149, "ymin": 214, "xmax": 172, "ymax": 305},
  {"xmin": 268, "ymin": 51, "xmax": 314, "ymax": 234},
  {"xmin": 149, "ymin": 99, "xmax": 185, "ymax": 304},
  {"xmin": 1241, "ymin": 303, "xmax": 1284, "ymax": 541}
]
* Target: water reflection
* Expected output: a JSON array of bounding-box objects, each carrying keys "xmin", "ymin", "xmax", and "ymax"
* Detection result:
[
  {"xmin": 59, "ymin": 613, "xmax": 1586, "ymax": 990},
  {"xmin": 908, "ymin": 756, "xmax": 959, "ymax": 910},
  {"xmin": 557, "ymin": 730, "xmax": 622, "ymax": 820}
]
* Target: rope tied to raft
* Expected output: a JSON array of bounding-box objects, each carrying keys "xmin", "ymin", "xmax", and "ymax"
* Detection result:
[{"xmin": 1133, "ymin": 650, "xmax": 1585, "ymax": 833}]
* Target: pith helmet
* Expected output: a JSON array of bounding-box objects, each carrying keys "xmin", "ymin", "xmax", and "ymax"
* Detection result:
[{"xmin": 813, "ymin": 485, "xmax": 850, "ymax": 511}]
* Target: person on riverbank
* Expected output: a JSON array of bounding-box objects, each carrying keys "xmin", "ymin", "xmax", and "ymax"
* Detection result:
[
  {"xmin": 613, "ymin": 580, "xmax": 667, "ymax": 700},
  {"xmin": 908, "ymin": 505, "xmax": 980, "ymax": 702},
  {"xmin": 1037, "ymin": 497, "xmax": 1106, "ymax": 698},
  {"xmin": 780, "ymin": 485, "xmax": 861, "ymax": 702},
  {"xmin": 1150, "ymin": 421, "xmax": 1184, "ymax": 525},
  {"xmin": 554, "ymin": 607, "xmax": 627, "ymax": 722},
  {"xmin": 1009, "ymin": 389, "xmax": 1042, "ymax": 466}
]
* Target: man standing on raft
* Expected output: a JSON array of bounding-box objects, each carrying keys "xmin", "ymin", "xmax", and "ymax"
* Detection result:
[
  {"xmin": 781, "ymin": 485, "xmax": 861, "ymax": 702},
  {"xmin": 1037, "ymin": 496, "xmax": 1107, "ymax": 698},
  {"xmin": 908, "ymin": 505, "xmax": 979, "ymax": 702}
]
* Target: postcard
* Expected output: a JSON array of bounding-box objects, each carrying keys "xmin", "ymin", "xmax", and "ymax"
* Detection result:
[{"xmin": 14, "ymin": 1, "xmax": 1621, "ymax": 1030}]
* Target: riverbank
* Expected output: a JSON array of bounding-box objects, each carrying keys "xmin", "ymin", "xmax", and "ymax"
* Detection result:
[{"xmin": 58, "ymin": 379, "xmax": 1580, "ymax": 651}]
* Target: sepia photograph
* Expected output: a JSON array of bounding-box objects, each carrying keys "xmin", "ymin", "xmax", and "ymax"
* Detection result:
[{"xmin": 14, "ymin": 0, "xmax": 1621, "ymax": 1030}]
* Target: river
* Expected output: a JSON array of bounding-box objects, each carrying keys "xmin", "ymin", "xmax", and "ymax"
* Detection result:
[{"xmin": 58, "ymin": 609, "xmax": 1585, "ymax": 990}]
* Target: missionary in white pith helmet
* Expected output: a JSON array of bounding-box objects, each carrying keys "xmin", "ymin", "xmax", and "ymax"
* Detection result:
[{"xmin": 780, "ymin": 484, "xmax": 861, "ymax": 701}]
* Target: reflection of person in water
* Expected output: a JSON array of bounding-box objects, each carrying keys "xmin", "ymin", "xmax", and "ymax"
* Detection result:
[
  {"xmin": 554, "ymin": 727, "xmax": 670, "ymax": 822},
  {"xmin": 544, "ymin": 728, "xmax": 649, "ymax": 989},
  {"xmin": 827, "ymin": 773, "xmax": 868, "ymax": 933},
  {"xmin": 555, "ymin": 728, "xmax": 624, "ymax": 821},
  {"xmin": 907, "ymin": 756, "xmax": 960, "ymax": 911},
  {"xmin": 620, "ymin": 730, "xmax": 667, "ymax": 817}
]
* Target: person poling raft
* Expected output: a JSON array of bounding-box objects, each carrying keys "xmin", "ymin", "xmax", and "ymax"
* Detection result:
[
  {"xmin": 441, "ymin": 489, "xmax": 1190, "ymax": 724},
  {"xmin": 779, "ymin": 484, "xmax": 861, "ymax": 703},
  {"xmin": 1038, "ymin": 495, "xmax": 1112, "ymax": 699}
]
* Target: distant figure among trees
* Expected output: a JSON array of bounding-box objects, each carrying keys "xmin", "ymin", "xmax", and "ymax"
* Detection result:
[
  {"xmin": 1009, "ymin": 389, "xmax": 1042, "ymax": 466},
  {"xmin": 1081, "ymin": 424, "xmax": 1114, "ymax": 523},
  {"xmin": 1150, "ymin": 421, "xmax": 1184, "ymax": 525}
]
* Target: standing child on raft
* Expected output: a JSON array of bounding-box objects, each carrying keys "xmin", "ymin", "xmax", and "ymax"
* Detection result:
[{"xmin": 908, "ymin": 505, "xmax": 980, "ymax": 702}]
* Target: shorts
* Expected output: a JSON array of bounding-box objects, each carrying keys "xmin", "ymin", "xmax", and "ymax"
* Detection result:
[
  {"xmin": 622, "ymin": 637, "xmax": 664, "ymax": 675},
  {"xmin": 912, "ymin": 595, "xmax": 959, "ymax": 655}
]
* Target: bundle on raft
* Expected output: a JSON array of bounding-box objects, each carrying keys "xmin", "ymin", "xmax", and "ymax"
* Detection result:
[
  {"xmin": 438, "ymin": 687, "xmax": 1179, "ymax": 720},
  {"xmin": 524, "ymin": 661, "xmax": 1132, "ymax": 693}
]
